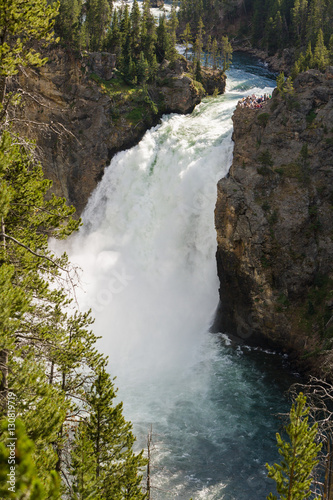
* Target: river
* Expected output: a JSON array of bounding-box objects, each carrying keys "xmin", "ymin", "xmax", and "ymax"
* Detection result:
[{"xmin": 59, "ymin": 54, "xmax": 297, "ymax": 499}]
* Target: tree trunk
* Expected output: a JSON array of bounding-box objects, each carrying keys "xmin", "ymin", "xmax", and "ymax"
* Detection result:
[
  {"xmin": 328, "ymin": 445, "xmax": 333, "ymax": 500},
  {"xmin": 56, "ymin": 424, "xmax": 63, "ymax": 472},
  {"xmin": 0, "ymin": 76, "xmax": 6, "ymax": 107},
  {"xmin": 323, "ymin": 441, "xmax": 333, "ymax": 500},
  {"xmin": 0, "ymin": 218, "xmax": 8, "ymax": 411},
  {"xmin": 0, "ymin": 349, "xmax": 8, "ymax": 411},
  {"xmin": 49, "ymin": 361, "xmax": 54, "ymax": 384},
  {"xmin": 55, "ymin": 372, "xmax": 66, "ymax": 472},
  {"xmin": 146, "ymin": 425, "xmax": 152, "ymax": 500}
]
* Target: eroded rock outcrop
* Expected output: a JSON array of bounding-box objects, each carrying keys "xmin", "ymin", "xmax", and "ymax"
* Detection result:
[
  {"xmin": 11, "ymin": 49, "xmax": 203, "ymax": 214},
  {"xmin": 200, "ymin": 68, "xmax": 226, "ymax": 95},
  {"xmin": 150, "ymin": 0, "xmax": 164, "ymax": 6},
  {"xmin": 215, "ymin": 69, "xmax": 333, "ymax": 376},
  {"xmin": 234, "ymin": 47, "xmax": 295, "ymax": 74}
]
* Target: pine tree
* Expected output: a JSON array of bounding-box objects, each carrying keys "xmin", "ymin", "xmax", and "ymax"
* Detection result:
[
  {"xmin": 0, "ymin": 418, "xmax": 60, "ymax": 499},
  {"xmin": 0, "ymin": 132, "xmax": 79, "ymax": 480},
  {"xmin": 0, "ymin": 262, "xmax": 26, "ymax": 410},
  {"xmin": 141, "ymin": 0, "xmax": 157, "ymax": 67},
  {"xmin": 299, "ymin": 0, "xmax": 309, "ymax": 43},
  {"xmin": 0, "ymin": 0, "xmax": 59, "ymax": 106},
  {"xmin": 130, "ymin": 0, "xmax": 141, "ymax": 57},
  {"xmin": 284, "ymin": 76, "xmax": 294, "ymax": 95},
  {"xmin": 252, "ymin": 0, "xmax": 265, "ymax": 47},
  {"xmin": 86, "ymin": 0, "xmax": 112, "ymax": 51},
  {"xmin": 194, "ymin": 17, "xmax": 205, "ymax": 63},
  {"xmin": 205, "ymin": 35, "xmax": 212, "ymax": 68},
  {"xmin": 306, "ymin": 0, "xmax": 325, "ymax": 46},
  {"xmin": 119, "ymin": 5, "xmax": 132, "ymax": 78},
  {"xmin": 291, "ymin": 0, "xmax": 308, "ymax": 46},
  {"xmin": 329, "ymin": 34, "xmax": 333, "ymax": 63},
  {"xmin": 304, "ymin": 41, "xmax": 314, "ymax": 69},
  {"xmin": 292, "ymin": 0, "xmax": 302, "ymax": 44},
  {"xmin": 274, "ymin": 11, "xmax": 284, "ymax": 51},
  {"xmin": 0, "ymin": 130, "xmax": 77, "ymax": 408},
  {"xmin": 195, "ymin": 59, "xmax": 202, "ymax": 81},
  {"xmin": 168, "ymin": 0, "xmax": 179, "ymax": 49},
  {"xmin": 105, "ymin": 10, "xmax": 122, "ymax": 57},
  {"xmin": 0, "ymin": 4, "xmax": 148, "ymax": 499},
  {"xmin": 0, "ymin": 129, "xmax": 148, "ymax": 499},
  {"xmin": 266, "ymin": 393, "xmax": 322, "ymax": 500},
  {"xmin": 291, "ymin": 60, "xmax": 301, "ymax": 79},
  {"xmin": 120, "ymin": 4, "xmax": 131, "ymax": 47},
  {"xmin": 182, "ymin": 23, "xmax": 192, "ymax": 60},
  {"xmin": 221, "ymin": 35, "xmax": 232, "ymax": 71},
  {"xmin": 156, "ymin": 15, "xmax": 172, "ymax": 62},
  {"xmin": 211, "ymin": 38, "xmax": 218, "ymax": 69},
  {"xmin": 81, "ymin": 365, "xmax": 148, "ymax": 499},
  {"xmin": 313, "ymin": 28, "xmax": 329, "ymax": 70},
  {"xmin": 70, "ymin": 422, "xmax": 99, "ymax": 499},
  {"xmin": 276, "ymin": 72, "xmax": 285, "ymax": 93},
  {"xmin": 149, "ymin": 53, "xmax": 159, "ymax": 81},
  {"xmin": 137, "ymin": 52, "xmax": 150, "ymax": 84},
  {"xmin": 55, "ymin": 0, "xmax": 82, "ymax": 46}
]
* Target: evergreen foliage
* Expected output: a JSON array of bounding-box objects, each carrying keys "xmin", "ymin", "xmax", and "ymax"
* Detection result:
[
  {"xmin": 86, "ymin": 0, "xmax": 112, "ymax": 52},
  {"xmin": 0, "ymin": 0, "xmax": 59, "ymax": 109},
  {"xmin": 87, "ymin": 366, "xmax": 146, "ymax": 498},
  {"xmin": 55, "ymin": 0, "xmax": 82, "ymax": 47},
  {"xmin": 69, "ymin": 365, "xmax": 147, "ymax": 499},
  {"xmin": 54, "ymin": 0, "xmax": 179, "ymax": 85},
  {"xmin": 0, "ymin": 0, "xmax": 59, "ymax": 79},
  {"xmin": 181, "ymin": 23, "xmax": 192, "ymax": 60},
  {"xmin": 179, "ymin": 16, "xmax": 232, "ymax": 73},
  {"xmin": 156, "ymin": 14, "xmax": 174, "ymax": 62},
  {"xmin": 276, "ymin": 72, "xmax": 294, "ymax": 95},
  {"xmin": 266, "ymin": 393, "xmax": 322, "ymax": 500},
  {"xmin": 178, "ymin": 0, "xmax": 333, "ymax": 71},
  {"xmin": 0, "ymin": 419, "xmax": 61, "ymax": 499},
  {"xmin": 0, "ymin": 129, "xmax": 147, "ymax": 497},
  {"xmin": 0, "ymin": 2, "xmax": 147, "ymax": 499}
]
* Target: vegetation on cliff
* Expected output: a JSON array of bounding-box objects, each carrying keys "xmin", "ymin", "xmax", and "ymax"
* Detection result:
[
  {"xmin": 54, "ymin": 0, "xmax": 178, "ymax": 85},
  {"xmin": 53, "ymin": 0, "xmax": 230, "ymax": 88},
  {"xmin": 5, "ymin": 0, "xmax": 227, "ymax": 214}
]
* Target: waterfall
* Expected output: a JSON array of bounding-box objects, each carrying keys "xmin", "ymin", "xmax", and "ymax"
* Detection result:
[{"xmin": 55, "ymin": 55, "xmax": 293, "ymax": 499}]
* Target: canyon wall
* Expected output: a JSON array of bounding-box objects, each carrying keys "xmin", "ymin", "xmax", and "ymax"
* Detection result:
[{"xmin": 215, "ymin": 69, "xmax": 333, "ymax": 376}]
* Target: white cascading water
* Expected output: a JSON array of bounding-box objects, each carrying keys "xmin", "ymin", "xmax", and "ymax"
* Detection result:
[{"xmin": 54, "ymin": 56, "xmax": 294, "ymax": 499}]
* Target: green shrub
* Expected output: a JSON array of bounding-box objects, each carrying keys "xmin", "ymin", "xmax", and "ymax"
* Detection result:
[
  {"xmin": 258, "ymin": 149, "xmax": 274, "ymax": 166},
  {"xmin": 306, "ymin": 109, "xmax": 317, "ymax": 126},
  {"xmin": 257, "ymin": 113, "xmax": 270, "ymax": 127}
]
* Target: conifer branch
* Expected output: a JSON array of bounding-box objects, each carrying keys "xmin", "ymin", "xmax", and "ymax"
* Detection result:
[{"xmin": 0, "ymin": 231, "xmax": 67, "ymax": 272}]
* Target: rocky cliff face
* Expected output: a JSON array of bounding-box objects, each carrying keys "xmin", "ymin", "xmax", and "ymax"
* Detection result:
[
  {"xmin": 234, "ymin": 47, "xmax": 295, "ymax": 74},
  {"xmin": 215, "ymin": 69, "xmax": 333, "ymax": 376},
  {"xmin": 11, "ymin": 49, "xmax": 210, "ymax": 215}
]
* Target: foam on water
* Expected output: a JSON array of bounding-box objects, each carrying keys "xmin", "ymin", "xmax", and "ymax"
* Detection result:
[{"xmin": 54, "ymin": 56, "xmax": 293, "ymax": 499}]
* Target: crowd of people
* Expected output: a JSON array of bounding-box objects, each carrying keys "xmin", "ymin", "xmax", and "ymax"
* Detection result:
[{"xmin": 238, "ymin": 94, "xmax": 272, "ymax": 109}]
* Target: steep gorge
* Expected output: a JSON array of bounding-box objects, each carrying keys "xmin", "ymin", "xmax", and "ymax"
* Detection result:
[
  {"xmin": 13, "ymin": 45, "xmax": 333, "ymax": 377},
  {"xmin": 215, "ymin": 68, "xmax": 333, "ymax": 376}
]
